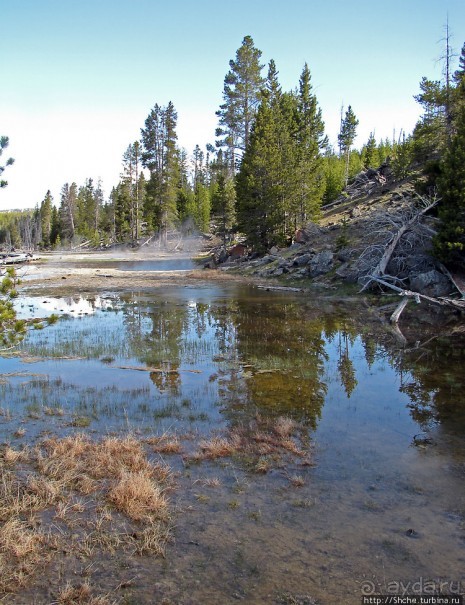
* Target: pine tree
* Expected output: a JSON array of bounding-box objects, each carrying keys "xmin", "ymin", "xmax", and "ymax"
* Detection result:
[
  {"xmin": 434, "ymin": 86, "xmax": 465, "ymax": 268},
  {"xmin": 121, "ymin": 142, "xmax": 142, "ymax": 243},
  {"xmin": 216, "ymin": 35, "xmax": 265, "ymax": 173},
  {"xmin": 0, "ymin": 136, "xmax": 14, "ymax": 189},
  {"xmin": 323, "ymin": 151, "xmax": 345, "ymax": 203},
  {"xmin": 236, "ymin": 98, "xmax": 285, "ymax": 251},
  {"xmin": 113, "ymin": 181, "xmax": 132, "ymax": 242},
  {"xmin": 212, "ymin": 174, "xmax": 236, "ymax": 251},
  {"xmin": 76, "ymin": 179, "xmax": 99, "ymax": 238},
  {"xmin": 59, "ymin": 182, "xmax": 77, "ymax": 243},
  {"xmin": 39, "ymin": 190, "xmax": 53, "ymax": 248},
  {"xmin": 453, "ymin": 42, "xmax": 465, "ymax": 84},
  {"xmin": 362, "ymin": 133, "xmax": 377, "ymax": 169},
  {"xmin": 412, "ymin": 77, "xmax": 448, "ymax": 160},
  {"xmin": 141, "ymin": 101, "xmax": 181, "ymax": 242},
  {"xmin": 293, "ymin": 63, "xmax": 327, "ymax": 226},
  {"xmin": 338, "ymin": 106, "xmax": 359, "ymax": 186}
]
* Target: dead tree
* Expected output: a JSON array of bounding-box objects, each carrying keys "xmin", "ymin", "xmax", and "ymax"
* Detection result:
[
  {"xmin": 356, "ymin": 194, "xmax": 439, "ymax": 291},
  {"xmin": 370, "ymin": 277, "xmax": 465, "ymax": 323}
]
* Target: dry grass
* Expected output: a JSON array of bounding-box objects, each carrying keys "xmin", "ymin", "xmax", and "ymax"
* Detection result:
[
  {"xmin": 3, "ymin": 444, "xmax": 29, "ymax": 464},
  {"xmin": 289, "ymin": 474, "xmax": 305, "ymax": 487},
  {"xmin": 198, "ymin": 437, "xmax": 236, "ymax": 459},
  {"xmin": 56, "ymin": 581, "xmax": 118, "ymax": 605},
  {"xmin": 0, "ymin": 433, "xmax": 173, "ymax": 598},
  {"xmin": 108, "ymin": 470, "xmax": 168, "ymax": 521},
  {"xmin": 146, "ymin": 433, "xmax": 183, "ymax": 454},
  {"xmin": 0, "ymin": 518, "xmax": 51, "ymax": 594},
  {"xmin": 188, "ymin": 416, "xmax": 308, "ymax": 470}
]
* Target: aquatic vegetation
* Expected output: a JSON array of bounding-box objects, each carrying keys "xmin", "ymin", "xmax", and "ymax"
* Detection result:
[{"xmin": 188, "ymin": 415, "xmax": 309, "ymax": 470}]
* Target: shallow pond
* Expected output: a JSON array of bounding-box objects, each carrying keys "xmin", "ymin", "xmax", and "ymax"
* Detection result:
[{"xmin": 2, "ymin": 281, "xmax": 465, "ymax": 604}]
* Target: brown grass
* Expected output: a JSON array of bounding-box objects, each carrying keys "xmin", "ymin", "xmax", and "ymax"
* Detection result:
[
  {"xmin": 56, "ymin": 581, "xmax": 117, "ymax": 605},
  {"xmin": 108, "ymin": 470, "xmax": 168, "ymax": 521},
  {"xmin": 188, "ymin": 416, "xmax": 309, "ymax": 469},
  {"xmin": 198, "ymin": 437, "xmax": 236, "ymax": 459},
  {"xmin": 146, "ymin": 434, "xmax": 183, "ymax": 454},
  {"xmin": 3, "ymin": 444, "xmax": 29, "ymax": 464},
  {"xmin": 0, "ymin": 518, "xmax": 50, "ymax": 594},
  {"xmin": 0, "ymin": 433, "xmax": 173, "ymax": 598}
]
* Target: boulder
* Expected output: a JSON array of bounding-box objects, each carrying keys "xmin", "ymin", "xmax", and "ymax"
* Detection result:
[
  {"xmin": 308, "ymin": 251, "xmax": 334, "ymax": 277},
  {"xmin": 217, "ymin": 249, "xmax": 228, "ymax": 264},
  {"xmin": 409, "ymin": 270, "xmax": 451, "ymax": 297},
  {"xmin": 292, "ymin": 253, "xmax": 313, "ymax": 267},
  {"xmin": 294, "ymin": 229, "xmax": 308, "ymax": 244},
  {"xmin": 337, "ymin": 248, "xmax": 353, "ymax": 263},
  {"xmin": 229, "ymin": 243, "xmax": 247, "ymax": 259}
]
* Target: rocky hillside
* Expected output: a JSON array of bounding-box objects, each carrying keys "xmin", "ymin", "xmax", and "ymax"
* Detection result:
[{"xmin": 208, "ymin": 165, "xmax": 463, "ymax": 303}]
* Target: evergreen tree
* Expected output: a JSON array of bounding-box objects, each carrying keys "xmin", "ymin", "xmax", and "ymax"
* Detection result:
[
  {"xmin": 50, "ymin": 206, "xmax": 61, "ymax": 247},
  {"xmin": 412, "ymin": 77, "xmax": 448, "ymax": 160},
  {"xmin": 391, "ymin": 134, "xmax": 414, "ymax": 179},
  {"xmin": 141, "ymin": 101, "xmax": 181, "ymax": 242},
  {"xmin": 236, "ymin": 97, "xmax": 285, "ymax": 251},
  {"xmin": 338, "ymin": 105, "xmax": 359, "ymax": 186},
  {"xmin": 0, "ymin": 136, "xmax": 14, "ymax": 188},
  {"xmin": 434, "ymin": 85, "xmax": 465, "ymax": 268},
  {"xmin": 76, "ymin": 178, "xmax": 99, "ymax": 238},
  {"xmin": 216, "ymin": 35, "xmax": 265, "ymax": 173},
  {"xmin": 59, "ymin": 182, "xmax": 77, "ymax": 243},
  {"xmin": 323, "ymin": 151, "xmax": 345, "ymax": 203},
  {"xmin": 453, "ymin": 42, "xmax": 465, "ymax": 84},
  {"xmin": 39, "ymin": 190, "xmax": 53, "ymax": 248},
  {"xmin": 113, "ymin": 181, "xmax": 132, "ymax": 242},
  {"xmin": 212, "ymin": 174, "xmax": 236, "ymax": 250},
  {"xmin": 121, "ymin": 142, "xmax": 142, "ymax": 243},
  {"xmin": 293, "ymin": 63, "xmax": 327, "ymax": 226},
  {"xmin": 362, "ymin": 133, "xmax": 377, "ymax": 169}
]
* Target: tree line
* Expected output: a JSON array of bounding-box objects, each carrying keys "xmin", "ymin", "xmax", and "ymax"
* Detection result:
[{"xmin": 1, "ymin": 35, "xmax": 464, "ymax": 267}]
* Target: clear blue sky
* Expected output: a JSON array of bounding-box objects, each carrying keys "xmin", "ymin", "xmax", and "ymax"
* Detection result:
[{"xmin": 1, "ymin": 0, "xmax": 464, "ymax": 209}]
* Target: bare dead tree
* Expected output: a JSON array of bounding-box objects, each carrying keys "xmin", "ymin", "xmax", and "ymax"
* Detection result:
[{"xmin": 354, "ymin": 194, "xmax": 440, "ymax": 291}]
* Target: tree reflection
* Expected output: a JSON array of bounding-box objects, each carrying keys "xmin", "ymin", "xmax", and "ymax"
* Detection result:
[
  {"xmin": 115, "ymin": 288, "xmax": 465, "ymax": 435},
  {"xmin": 337, "ymin": 330, "xmax": 358, "ymax": 398},
  {"xmin": 229, "ymin": 300, "xmax": 331, "ymax": 427},
  {"xmin": 395, "ymin": 332, "xmax": 465, "ymax": 428}
]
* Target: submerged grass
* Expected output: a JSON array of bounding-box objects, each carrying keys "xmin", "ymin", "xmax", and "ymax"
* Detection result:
[{"xmin": 186, "ymin": 415, "xmax": 311, "ymax": 471}]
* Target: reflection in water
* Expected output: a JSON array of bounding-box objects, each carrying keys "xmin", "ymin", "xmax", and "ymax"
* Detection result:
[
  {"xmin": 396, "ymin": 331, "xmax": 465, "ymax": 429},
  {"xmin": 13, "ymin": 287, "xmax": 465, "ymax": 434},
  {"xmin": 2, "ymin": 285, "xmax": 465, "ymax": 604}
]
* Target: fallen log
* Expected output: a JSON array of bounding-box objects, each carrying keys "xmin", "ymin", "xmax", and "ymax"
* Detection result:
[
  {"xmin": 390, "ymin": 297, "xmax": 410, "ymax": 324},
  {"xmin": 257, "ymin": 285, "xmax": 303, "ymax": 292},
  {"xmin": 369, "ymin": 276, "xmax": 465, "ymax": 322}
]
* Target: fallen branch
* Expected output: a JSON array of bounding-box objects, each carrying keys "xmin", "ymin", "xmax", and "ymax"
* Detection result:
[
  {"xmin": 140, "ymin": 234, "xmax": 156, "ymax": 247},
  {"xmin": 360, "ymin": 197, "xmax": 438, "ymax": 292},
  {"xmin": 390, "ymin": 297, "xmax": 410, "ymax": 324},
  {"xmin": 438, "ymin": 263, "xmax": 465, "ymax": 299},
  {"xmin": 369, "ymin": 276, "xmax": 465, "ymax": 321}
]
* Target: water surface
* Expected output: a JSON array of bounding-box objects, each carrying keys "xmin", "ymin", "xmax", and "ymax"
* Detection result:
[{"xmin": 2, "ymin": 281, "xmax": 465, "ymax": 604}]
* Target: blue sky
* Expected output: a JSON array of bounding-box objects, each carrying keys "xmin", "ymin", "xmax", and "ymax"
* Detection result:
[{"xmin": 1, "ymin": 0, "xmax": 464, "ymax": 209}]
